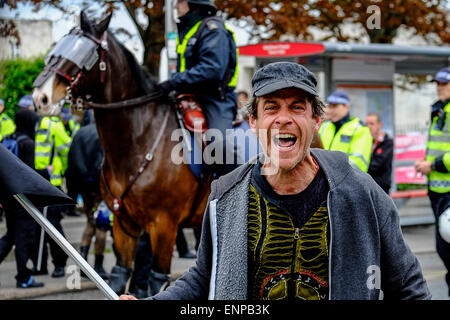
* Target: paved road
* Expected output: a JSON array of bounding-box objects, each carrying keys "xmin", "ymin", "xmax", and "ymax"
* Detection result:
[{"xmin": 1, "ymin": 196, "xmax": 449, "ymax": 300}]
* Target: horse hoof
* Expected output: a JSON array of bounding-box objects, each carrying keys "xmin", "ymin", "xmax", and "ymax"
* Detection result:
[
  {"xmin": 109, "ymin": 265, "xmax": 131, "ymax": 295},
  {"xmin": 147, "ymin": 270, "xmax": 170, "ymax": 296}
]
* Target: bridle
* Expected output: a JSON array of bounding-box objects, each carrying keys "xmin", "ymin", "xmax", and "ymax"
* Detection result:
[
  {"xmin": 44, "ymin": 30, "xmax": 165, "ymax": 112},
  {"xmin": 45, "ymin": 29, "xmax": 169, "ymax": 238}
]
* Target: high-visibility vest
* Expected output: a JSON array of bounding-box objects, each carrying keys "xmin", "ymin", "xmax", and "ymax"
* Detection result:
[
  {"xmin": 426, "ymin": 101, "xmax": 450, "ymax": 193},
  {"xmin": 35, "ymin": 116, "xmax": 72, "ymax": 187},
  {"xmin": 319, "ymin": 117, "xmax": 373, "ymax": 172},
  {"xmin": 0, "ymin": 113, "xmax": 16, "ymax": 142},
  {"xmin": 68, "ymin": 119, "xmax": 80, "ymax": 137},
  {"xmin": 176, "ymin": 19, "xmax": 239, "ymax": 88}
]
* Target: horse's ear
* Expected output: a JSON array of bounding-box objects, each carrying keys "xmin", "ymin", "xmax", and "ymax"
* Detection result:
[
  {"xmin": 96, "ymin": 12, "xmax": 112, "ymax": 35},
  {"xmin": 80, "ymin": 10, "xmax": 92, "ymax": 32}
]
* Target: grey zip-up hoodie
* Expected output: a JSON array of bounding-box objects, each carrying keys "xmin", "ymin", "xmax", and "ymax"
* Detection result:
[{"xmin": 152, "ymin": 149, "xmax": 431, "ymax": 300}]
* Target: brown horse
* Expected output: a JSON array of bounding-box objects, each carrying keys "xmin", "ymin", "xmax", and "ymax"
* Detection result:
[{"xmin": 32, "ymin": 12, "xmax": 211, "ymax": 294}]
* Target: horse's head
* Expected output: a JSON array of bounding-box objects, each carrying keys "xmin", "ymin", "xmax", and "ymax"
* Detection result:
[{"xmin": 32, "ymin": 10, "xmax": 112, "ymax": 116}]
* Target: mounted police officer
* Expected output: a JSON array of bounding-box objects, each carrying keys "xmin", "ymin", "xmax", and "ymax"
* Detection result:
[
  {"xmin": 158, "ymin": 0, "xmax": 240, "ymax": 177},
  {"xmin": 415, "ymin": 66, "xmax": 450, "ymax": 296},
  {"xmin": 318, "ymin": 91, "xmax": 373, "ymax": 172}
]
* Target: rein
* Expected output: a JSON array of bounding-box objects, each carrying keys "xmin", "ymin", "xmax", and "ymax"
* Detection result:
[
  {"xmin": 101, "ymin": 105, "xmax": 171, "ymax": 238},
  {"xmin": 72, "ymin": 90, "xmax": 165, "ymax": 112}
]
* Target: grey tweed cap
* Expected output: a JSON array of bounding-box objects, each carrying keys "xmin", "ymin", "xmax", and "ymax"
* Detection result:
[{"xmin": 251, "ymin": 61, "xmax": 319, "ymax": 97}]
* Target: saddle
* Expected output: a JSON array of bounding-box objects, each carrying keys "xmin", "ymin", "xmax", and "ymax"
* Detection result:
[
  {"xmin": 175, "ymin": 93, "xmax": 208, "ymax": 134},
  {"xmin": 175, "ymin": 93, "xmax": 243, "ymax": 133},
  {"xmin": 174, "ymin": 93, "xmax": 247, "ymax": 181}
]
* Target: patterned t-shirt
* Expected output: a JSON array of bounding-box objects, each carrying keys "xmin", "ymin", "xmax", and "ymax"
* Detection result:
[{"xmin": 248, "ymin": 159, "xmax": 330, "ymax": 300}]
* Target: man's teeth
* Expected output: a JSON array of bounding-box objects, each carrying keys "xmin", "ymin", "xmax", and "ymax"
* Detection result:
[{"xmin": 276, "ymin": 134, "xmax": 296, "ymax": 139}]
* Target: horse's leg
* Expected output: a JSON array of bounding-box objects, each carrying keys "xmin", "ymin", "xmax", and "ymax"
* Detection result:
[
  {"xmin": 109, "ymin": 214, "xmax": 140, "ymax": 295},
  {"xmin": 80, "ymin": 192, "xmax": 96, "ymax": 263},
  {"xmin": 90, "ymin": 192, "xmax": 109, "ymax": 279},
  {"xmin": 145, "ymin": 213, "xmax": 178, "ymax": 295}
]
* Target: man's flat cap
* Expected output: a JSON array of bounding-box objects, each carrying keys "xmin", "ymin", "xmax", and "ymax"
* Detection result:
[{"xmin": 251, "ymin": 62, "xmax": 319, "ymax": 97}]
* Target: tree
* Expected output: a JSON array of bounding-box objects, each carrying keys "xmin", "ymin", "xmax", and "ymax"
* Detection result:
[
  {"xmin": 0, "ymin": 56, "xmax": 45, "ymax": 118},
  {"xmin": 3, "ymin": 0, "xmax": 165, "ymax": 76},
  {"xmin": 216, "ymin": 0, "xmax": 450, "ymax": 45},
  {"xmin": 3, "ymin": 0, "xmax": 450, "ymax": 78}
]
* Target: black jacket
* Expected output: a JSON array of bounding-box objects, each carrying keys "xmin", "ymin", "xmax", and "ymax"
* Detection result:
[
  {"xmin": 65, "ymin": 123, "xmax": 104, "ymax": 197},
  {"xmin": 368, "ymin": 134, "xmax": 394, "ymax": 193},
  {"xmin": 14, "ymin": 109, "xmax": 49, "ymax": 180}
]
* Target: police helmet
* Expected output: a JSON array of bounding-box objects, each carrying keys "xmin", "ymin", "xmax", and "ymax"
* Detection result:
[
  {"xmin": 187, "ymin": 0, "xmax": 217, "ymax": 12},
  {"xmin": 439, "ymin": 207, "xmax": 450, "ymax": 243},
  {"xmin": 93, "ymin": 201, "xmax": 114, "ymax": 231},
  {"xmin": 17, "ymin": 94, "xmax": 33, "ymax": 109}
]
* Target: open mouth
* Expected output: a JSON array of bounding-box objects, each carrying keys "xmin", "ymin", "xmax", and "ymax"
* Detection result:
[{"xmin": 273, "ymin": 133, "xmax": 297, "ymax": 150}]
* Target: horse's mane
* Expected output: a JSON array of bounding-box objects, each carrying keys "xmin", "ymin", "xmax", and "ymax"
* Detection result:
[{"xmin": 108, "ymin": 31, "xmax": 156, "ymax": 95}]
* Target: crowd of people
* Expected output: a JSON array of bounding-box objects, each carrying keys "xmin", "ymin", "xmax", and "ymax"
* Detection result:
[{"xmin": 0, "ymin": 95, "xmax": 77, "ymax": 288}]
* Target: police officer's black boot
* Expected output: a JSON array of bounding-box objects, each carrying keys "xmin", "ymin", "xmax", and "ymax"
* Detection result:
[
  {"xmin": 109, "ymin": 265, "xmax": 131, "ymax": 295},
  {"xmin": 147, "ymin": 270, "xmax": 170, "ymax": 296},
  {"xmin": 79, "ymin": 245, "xmax": 89, "ymax": 278},
  {"xmin": 94, "ymin": 254, "xmax": 109, "ymax": 280}
]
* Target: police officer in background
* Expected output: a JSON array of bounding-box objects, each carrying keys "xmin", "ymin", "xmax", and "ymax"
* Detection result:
[
  {"xmin": 415, "ymin": 66, "xmax": 450, "ymax": 296},
  {"xmin": 0, "ymin": 97, "xmax": 15, "ymax": 221},
  {"xmin": 59, "ymin": 107, "xmax": 80, "ymax": 138},
  {"xmin": 365, "ymin": 112, "xmax": 394, "ymax": 194},
  {"xmin": 318, "ymin": 91, "xmax": 373, "ymax": 172},
  {"xmin": 32, "ymin": 113, "xmax": 72, "ymax": 278},
  {"xmin": 158, "ymin": 0, "xmax": 240, "ymax": 176},
  {"xmin": 0, "ymin": 98, "xmax": 16, "ymax": 143}
]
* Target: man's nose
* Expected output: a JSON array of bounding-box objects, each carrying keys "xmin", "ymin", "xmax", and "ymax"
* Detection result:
[{"xmin": 275, "ymin": 108, "xmax": 293, "ymax": 124}]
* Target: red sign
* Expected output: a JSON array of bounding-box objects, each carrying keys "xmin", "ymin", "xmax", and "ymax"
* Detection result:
[
  {"xmin": 238, "ymin": 42, "xmax": 325, "ymax": 57},
  {"xmin": 395, "ymin": 166, "xmax": 427, "ymax": 184},
  {"xmin": 394, "ymin": 133, "xmax": 426, "ymax": 161}
]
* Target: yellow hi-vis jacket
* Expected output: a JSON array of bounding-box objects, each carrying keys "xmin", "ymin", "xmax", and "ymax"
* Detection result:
[
  {"xmin": 0, "ymin": 112, "xmax": 16, "ymax": 142},
  {"xmin": 35, "ymin": 116, "xmax": 72, "ymax": 187},
  {"xmin": 67, "ymin": 119, "xmax": 80, "ymax": 138},
  {"xmin": 426, "ymin": 100, "xmax": 450, "ymax": 193},
  {"xmin": 319, "ymin": 117, "xmax": 373, "ymax": 172}
]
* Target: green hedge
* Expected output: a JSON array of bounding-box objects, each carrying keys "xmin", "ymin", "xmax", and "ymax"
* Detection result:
[
  {"xmin": 0, "ymin": 56, "xmax": 45, "ymax": 119},
  {"xmin": 396, "ymin": 183, "xmax": 427, "ymax": 191}
]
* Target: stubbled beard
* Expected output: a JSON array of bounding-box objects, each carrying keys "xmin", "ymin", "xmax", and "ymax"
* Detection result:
[{"xmin": 261, "ymin": 129, "xmax": 315, "ymax": 175}]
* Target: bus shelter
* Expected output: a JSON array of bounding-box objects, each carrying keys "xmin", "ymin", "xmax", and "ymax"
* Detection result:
[{"xmin": 237, "ymin": 41, "xmax": 450, "ymax": 192}]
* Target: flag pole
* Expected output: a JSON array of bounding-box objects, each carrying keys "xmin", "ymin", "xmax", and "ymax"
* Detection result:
[{"xmin": 13, "ymin": 194, "xmax": 119, "ymax": 300}]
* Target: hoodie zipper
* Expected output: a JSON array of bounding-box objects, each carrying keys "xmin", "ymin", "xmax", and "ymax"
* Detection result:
[
  {"xmin": 289, "ymin": 227, "xmax": 300, "ymax": 298},
  {"xmin": 326, "ymin": 189, "xmax": 333, "ymax": 300}
]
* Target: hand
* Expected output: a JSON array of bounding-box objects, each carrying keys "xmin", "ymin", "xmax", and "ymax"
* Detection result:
[
  {"xmin": 119, "ymin": 295, "xmax": 138, "ymax": 300},
  {"xmin": 158, "ymin": 80, "xmax": 173, "ymax": 96},
  {"xmin": 46, "ymin": 165, "xmax": 54, "ymax": 174},
  {"xmin": 414, "ymin": 160, "xmax": 432, "ymax": 175}
]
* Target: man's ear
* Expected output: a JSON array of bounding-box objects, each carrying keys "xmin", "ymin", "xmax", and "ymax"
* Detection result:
[{"xmin": 314, "ymin": 115, "xmax": 322, "ymax": 132}]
